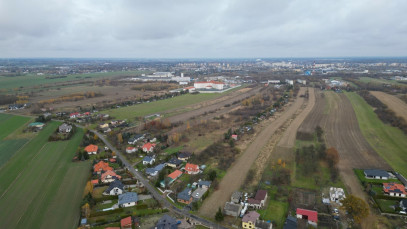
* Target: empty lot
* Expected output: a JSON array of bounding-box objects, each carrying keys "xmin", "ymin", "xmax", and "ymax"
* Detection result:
[{"xmin": 370, "ymin": 91, "xmax": 407, "ymax": 121}]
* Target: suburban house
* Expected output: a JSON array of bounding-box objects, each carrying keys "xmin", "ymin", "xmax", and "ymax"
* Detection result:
[
  {"xmin": 255, "ymin": 220, "xmax": 273, "ymax": 229},
  {"xmin": 143, "ymin": 156, "xmax": 155, "ymax": 165},
  {"xmin": 166, "ymin": 157, "xmax": 182, "ymax": 168},
  {"xmin": 400, "ymin": 199, "xmax": 407, "ymax": 211},
  {"xmin": 118, "ymin": 192, "xmax": 138, "ymax": 208},
  {"xmin": 242, "ymin": 211, "xmax": 260, "ymax": 229},
  {"xmin": 231, "ymin": 134, "xmax": 238, "ymax": 140},
  {"xmin": 231, "ymin": 191, "xmax": 242, "ymax": 204},
  {"xmin": 177, "ymin": 188, "xmax": 193, "ymax": 204},
  {"xmin": 70, "ymin": 112, "xmax": 80, "ymax": 119},
  {"xmin": 283, "ymin": 216, "xmax": 297, "ymax": 229},
  {"xmin": 155, "ymin": 214, "xmax": 178, "ymax": 229},
  {"xmin": 99, "ymin": 123, "xmax": 109, "ymax": 129},
  {"xmin": 177, "ymin": 152, "xmax": 192, "ymax": 162},
  {"xmin": 121, "ymin": 216, "xmax": 132, "ymax": 229},
  {"xmin": 103, "ymin": 180, "xmax": 124, "ymax": 196},
  {"xmin": 126, "ymin": 147, "xmax": 137, "ymax": 154},
  {"xmin": 364, "ymin": 169, "xmax": 390, "ymax": 180},
  {"xmin": 383, "ymin": 183, "xmax": 407, "ymax": 197},
  {"xmin": 248, "ymin": 190, "xmax": 268, "ymax": 209},
  {"xmin": 142, "ymin": 142, "xmax": 156, "ymax": 153},
  {"xmin": 184, "ymin": 163, "xmax": 199, "ymax": 174},
  {"xmin": 128, "ymin": 134, "xmax": 144, "ymax": 145},
  {"xmin": 224, "ymin": 202, "xmax": 242, "ymax": 217},
  {"xmin": 93, "ymin": 161, "xmax": 113, "ymax": 174},
  {"xmin": 146, "ymin": 164, "xmax": 165, "ymax": 176},
  {"xmin": 296, "ymin": 208, "xmax": 318, "ymax": 227},
  {"xmin": 101, "ymin": 170, "xmax": 122, "ymax": 183},
  {"xmin": 197, "ymin": 180, "xmax": 211, "ymax": 189},
  {"xmin": 58, "ymin": 123, "xmax": 72, "ymax": 133},
  {"xmin": 161, "ymin": 170, "xmax": 182, "ymax": 187},
  {"xmin": 85, "ymin": 144, "xmax": 98, "ymax": 155}
]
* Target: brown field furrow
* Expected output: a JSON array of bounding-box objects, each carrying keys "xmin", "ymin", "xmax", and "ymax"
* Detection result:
[
  {"xmin": 296, "ymin": 90, "xmax": 326, "ymax": 140},
  {"xmin": 278, "ymin": 87, "xmax": 315, "ymax": 147},
  {"xmin": 198, "ymin": 87, "xmax": 307, "ymax": 217},
  {"xmin": 370, "ymin": 91, "xmax": 407, "ymax": 121}
]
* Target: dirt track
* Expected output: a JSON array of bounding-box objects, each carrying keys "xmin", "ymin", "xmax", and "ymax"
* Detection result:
[
  {"xmin": 198, "ymin": 87, "xmax": 307, "ymax": 217},
  {"xmin": 278, "ymin": 88, "xmax": 315, "ymax": 148},
  {"xmin": 370, "ymin": 91, "xmax": 407, "ymax": 121}
]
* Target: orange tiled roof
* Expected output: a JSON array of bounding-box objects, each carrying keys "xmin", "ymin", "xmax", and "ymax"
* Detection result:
[
  {"xmin": 168, "ymin": 170, "xmax": 182, "ymax": 180},
  {"xmin": 93, "ymin": 161, "xmax": 113, "ymax": 173},
  {"xmin": 101, "ymin": 170, "xmax": 121, "ymax": 181},
  {"xmin": 383, "ymin": 183, "xmax": 407, "ymax": 194},
  {"xmin": 185, "ymin": 163, "xmax": 199, "ymax": 172},
  {"xmin": 121, "ymin": 216, "xmax": 132, "ymax": 227},
  {"xmin": 143, "ymin": 142, "xmax": 156, "ymax": 151},
  {"xmin": 85, "ymin": 144, "xmax": 98, "ymax": 153}
]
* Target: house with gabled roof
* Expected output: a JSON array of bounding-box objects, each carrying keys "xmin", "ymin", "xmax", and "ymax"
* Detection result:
[
  {"xmin": 224, "ymin": 202, "xmax": 242, "ymax": 217},
  {"xmin": 185, "ymin": 163, "xmax": 199, "ymax": 174},
  {"xmin": 155, "ymin": 214, "xmax": 177, "ymax": 229},
  {"xmin": 161, "ymin": 170, "xmax": 182, "ymax": 187},
  {"xmin": 242, "ymin": 211, "xmax": 260, "ymax": 229},
  {"xmin": 383, "ymin": 183, "xmax": 406, "ymax": 197},
  {"xmin": 166, "ymin": 157, "xmax": 182, "ymax": 168},
  {"xmin": 85, "ymin": 144, "xmax": 98, "ymax": 155},
  {"xmin": 103, "ymin": 180, "xmax": 124, "ymax": 196},
  {"xmin": 364, "ymin": 169, "xmax": 390, "ymax": 180},
  {"xmin": 128, "ymin": 134, "xmax": 144, "ymax": 145},
  {"xmin": 101, "ymin": 170, "xmax": 122, "ymax": 183},
  {"xmin": 126, "ymin": 147, "xmax": 137, "ymax": 154},
  {"xmin": 177, "ymin": 188, "xmax": 193, "ymax": 204},
  {"xmin": 296, "ymin": 208, "xmax": 318, "ymax": 227},
  {"xmin": 118, "ymin": 192, "xmax": 138, "ymax": 207},
  {"xmin": 143, "ymin": 156, "xmax": 155, "ymax": 165},
  {"xmin": 142, "ymin": 142, "xmax": 156, "ymax": 153},
  {"xmin": 177, "ymin": 152, "xmax": 192, "ymax": 162},
  {"xmin": 248, "ymin": 190, "xmax": 268, "ymax": 209},
  {"xmin": 58, "ymin": 123, "xmax": 72, "ymax": 133},
  {"xmin": 93, "ymin": 161, "xmax": 113, "ymax": 174},
  {"xmin": 146, "ymin": 163, "xmax": 165, "ymax": 176},
  {"xmin": 121, "ymin": 216, "xmax": 132, "ymax": 229}
]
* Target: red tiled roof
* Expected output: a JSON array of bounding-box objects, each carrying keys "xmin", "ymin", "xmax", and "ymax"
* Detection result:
[
  {"xmin": 101, "ymin": 170, "xmax": 121, "ymax": 181},
  {"xmin": 91, "ymin": 179, "xmax": 99, "ymax": 184},
  {"xmin": 70, "ymin": 112, "xmax": 79, "ymax": 116},
  {"xmin": 195, "ymin": 80, "xmax": 224, "ymax": 85},
  {"xmin": 383, "ymin": 183, "xmax": 407, "ymax": 195},
  {"xmin": 121, "ymin": 216, "xmax": 132, "ymax": 227},
  {"xmin": 254, "ymin": 190, "xmax": 267, "ymax": 201},
  {"xmin": 142, "ymin": 142, "xmax": 156, "ymax": 151},
  {"xmin": 185, "ymin": 163, "xmax": 199, "ymax": 172},
  {"xmin": 247, "ymin": 198, "xmax": 261, "ymax": 205},
  {"xmin": 184, "ymin": 86, "xmax": 195, "ymax": 90},
  {"xmin": 297, "ymin": 208, "xmax": 318, "ymax": 223},
  {"xmin": 168, "ymin": 170, "xmax": 183, "ymax": 180},
  {"xmin": 85, "ymin": 144, "xmax": 98, "ymax": 153},
  {"xmin": 93, "ymin": 161, "xmax": 113, "ymax": 173}
]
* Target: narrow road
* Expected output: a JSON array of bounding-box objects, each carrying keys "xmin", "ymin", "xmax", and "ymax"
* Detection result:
[{"xmin": 89, "ymin": 129, "xmax": 226, "ymax": 229}]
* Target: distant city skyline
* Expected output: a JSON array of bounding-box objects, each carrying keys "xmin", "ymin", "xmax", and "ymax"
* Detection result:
[{"xmin": 1, "ymin": 0, "xmax": 406, "ymax": 58}]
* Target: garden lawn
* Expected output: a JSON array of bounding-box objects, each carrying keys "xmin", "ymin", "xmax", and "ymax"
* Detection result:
[
  {"xmin": 346, "ymin": 92, "xmax": 407, "ymax": 177},
  {"xmin": 164, "ymin": 146, "xmax": 183, "ymax": 155},
  {"xmin": 0, "ymin": 122, "xmax": 91, "ymax": 229},
  {"xmin": 0, "ymin": 114, "xmax": 31, "ymax": 139},
  {"xmin": 375, "ymin": 199, "xmax": 398, "ymax": 213},
  {"xmin": 258, "ymin": 200, "xmax": 288, "ymax": 228}
]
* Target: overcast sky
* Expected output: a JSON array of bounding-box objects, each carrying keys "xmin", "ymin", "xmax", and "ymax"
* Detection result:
[{"xmin": 1, "ymin": 0, "xmax": 406, "ymax": 58}]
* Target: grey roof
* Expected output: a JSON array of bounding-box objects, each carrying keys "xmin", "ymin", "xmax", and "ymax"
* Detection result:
[
  {"xmin": 232, "ymin": 191, "xmax": 242, "ymax": 199},
  {"xmin": 255, "ymin": 220, "xmax": 273, "ymax": 229},
  {"xmin": 283, "ymin": 216, "xmax": 297, "ymax": 229},
  {"xmin": 156, "ymin": 214, "xmax": 178, "ymax": 229},
  {"xmin": 104, "ymin": 180, "xmax": 124, "ymax": 193},
  {"xmin": 224, "ymin": 202, "xmax": 242, "ymax": 213},
  {"xmin": 167, "ymin": 157, "xmax": 182, "ymax": 166},
  {"xmin": 119, "ymin": 192, "xmax": 138, "ymax": 205},
  {"xmin": 198, "ymin": 180, "xmax": 211, "ymax": 187},
  {"xmin": 177, "ymin": 152, "xmax": 192, "ymax": 159},
  {"xmin": 177, "ymin": 188, "xmax": 192, "ymax": 201},
  {"xmin": 364, "ymin": 169, "xmax": 389, "ymax": 178},
  {"xmin": 59, "ymin": 123, "xmax": 72, "ymax": 131},
  {"xmin": 146, "ymin": 168, "xmax": 157, "ymax": 175},
  {"xmin": 143, "ymin": 156, "xmax": 154, "ymax": 162}
]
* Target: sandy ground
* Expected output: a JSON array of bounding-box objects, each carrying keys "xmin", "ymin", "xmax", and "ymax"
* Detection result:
[
  {"xmin": 198, "ymin": 87, "xmax": 307, "ymax": 217},
  {"xmin": 370, "ymin": 91, "xmax": 407, "ymax": 121}
]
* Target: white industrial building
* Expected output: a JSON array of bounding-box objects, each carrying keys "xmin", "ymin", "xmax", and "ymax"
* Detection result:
[{"xmin": 194, "ymin": 80, "xmax": 225, "ymax": 90}]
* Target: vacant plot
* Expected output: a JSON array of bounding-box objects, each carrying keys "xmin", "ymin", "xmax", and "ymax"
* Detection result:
[
  {"xmin": 370, "ymin": 91, "xmax": 407, "ymax": 121},
  {"xmin": 346, "ymin": 92, "xmax": 407, "ymax": 177},
  {"xmin": 0, "ymin": 121, "xmax": 90, "ymax": 229},
  {"xmin": 296, "ymin": 90, "xmax": 325, "ymax": 140},
  {"xmin": 199, "ymin": 88, "xmax": 307, "ymax": 217},
  {"xmin": 358, "ymin": 77, "xmax": 405, "ymax": 86},
  {"xmin": 0, "ymin": 114, "xmax": 31, "ymax": 140}
]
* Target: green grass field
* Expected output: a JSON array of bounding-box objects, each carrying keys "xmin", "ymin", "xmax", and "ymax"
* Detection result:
[
  {"xmin": 358, "ymin": 77, "xmax": 406, "ymax": 86},
  {"xmin": 0, "ymin": 120, "xmax": 91, "ymax": 229},
  {"xmin": 0, "ymin": 138, "xmax": 29, "ymax": 167},
  {"xmin": 0, "ymin": 70, "xmax": 146, "ymax": 93},
  {"xmin": 258, "ymin": 199, "xmax": 288, "ymax": 227},
  {"xmin": 104, "ymin": 93, "xmax": 225, "ymax": 120},
  {"xmin": 0, "ymin": 114, "xmax": 31, "ymax": 140},
  {"xmin": 345, "ymin": 92, "xmax": 407, "ymax": 177}
]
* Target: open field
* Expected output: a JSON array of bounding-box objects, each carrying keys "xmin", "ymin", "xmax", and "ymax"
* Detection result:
[
  {"xmin": 370, "ymin": 91, "xmax": 407, "ymax": 121},
  {"xmin": 358, "ymin": 77, "xmax": 406, "ymax": 86},
  {"xmin": 296, "ymin": 90, "xmax": 326, "ymax": 140},
  {"xmin": 345, "ymin": 92, "xmax": 407, "ymax": 177},
  {"xmin": 0, "ymin": 139, "xmax": 29, "ymax": 167},
  {"xmin": 198, "ymin": 88, "xmax": 307, "ymax": 217},
  {"xmin": 0, "ymin": 114, "xmax": 31, "ymax": 139},
  {"xmin": 0, "ymin": 121, "xmax": 91, "ymax": 229}
]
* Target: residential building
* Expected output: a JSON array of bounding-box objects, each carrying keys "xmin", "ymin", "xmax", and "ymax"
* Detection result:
[
  {"xmin": 197, "ymin": 180, "xmax": 211, "ymax": 189},
  {"xmin": 118, "ymin": 192, "xmax": 138, "ymax": 208},
  {"xmin": 121, "ymin": 216, "xmax": 132, "ymax": 229},
  {"xmin": 383, "ymin": 183, "xmax": 407, "ymax": 197},
  {"xmin": 248, "ymin": 190, "xmax": 268, "ymax": 209},
  {"xmin": 85, "ymin": 144, "xmax": 98, "ymax": 155},
  {"xmin": 231, "ymin": 134, "xmax": 238, "ymax": 140},
  {"xmin": 224, "ymin": 202, "xmax": 242, "ymax": 217},
  {"xmin": 242, "ymin": 211, "xmax": 260, "ymax": 229},
  {"xmin": 126, "ymin": 147, "xmax": 137, "ymax": 153},
  {"xmin": 142, "ymin": 142, "xmax": 156, "ymax": 153},
  {"xmin": 177, "ymin": 188, "xmax": 193, "ymax": 204},
  {"xmin": 166, "ymin": 157, "xmax": 182, "ymax": 168},
  {"xmin": 364, "ymin": 169, "xmax": 390, "ymax": 180},
  {"xmin": 93, "ymin": 161, "xmax": 113, "ymax": 174},
  {"xmin": 185, "ymin": 163, "xmax": 199, "ymax": 174},
  {"xmin": 146, "ymin": 164, "xmax": 165, "ymax": 176},
  {"xmin": 155, "ymin": 214, "xmax": 178, "ymax": 229},
  {"xmin": 58, "ymin": 123, "xmax": 72, "ymax": 133},
  {"xmin": 231, "ymin": 191, "xmax": 242, "ymax": 204},
  {"xmin": 296, "ymin": 208, "xmax": 318, "ymax": 227},
  {"xmin": 283, "ymin": 216, "xmax": 297, "ymax": 229},
  {"xmin": 192, "ymin": 187, "xmax": 208, "ymax": 201},
  {"xmin": 143, "ymin": 156, "xmax": 155, "ymax": 165},
  {"xmin": 103, "ymin": 180, "xmax": 124, "ymax": 196},
  {"xmin": 101, "ymin": 170, "xmax": 122, "ymax": 183},
  {"xmin": 177, "ymin": 152, "xmax": 192, "ymax": 162},
  {"xmin": 255, "ymin": 220, "xmax": 273, "ymax": 229},
  {"xmin": 128, "ymin": 134, "xmax": 144, "ymax": 145},
  {"xmin": 161, "ymin": 170, "xmax": 182, "ymax": 187}
]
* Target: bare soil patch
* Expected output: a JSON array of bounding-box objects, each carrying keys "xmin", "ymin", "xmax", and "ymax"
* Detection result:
[
  {"xmin": 198, "ymin": 88, "xmax": 307, "ymax": 217},
  {"xmin": 296, "ymin": 90, "xmax": 326, "ymax": 140},
  {"xmin": 370, "ymin": 91, "xmax": 407, "ymax": 122}
]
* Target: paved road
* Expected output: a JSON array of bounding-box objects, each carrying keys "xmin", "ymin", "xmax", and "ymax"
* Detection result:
[{"xmin": 90, "ymin": 129, "xmax": 226, "ymax": 229}]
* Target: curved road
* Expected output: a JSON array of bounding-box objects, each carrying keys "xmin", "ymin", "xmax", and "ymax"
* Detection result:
[{"xmin": 89, "ymin": 129, "xmax": 226, "ymax": 229}]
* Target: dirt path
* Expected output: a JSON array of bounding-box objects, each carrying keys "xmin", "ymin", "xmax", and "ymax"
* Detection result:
[
  {"xmin": 278, "ymin": 88, "xmax": 315, "ymax": 148},
  {"xmin": 198, "ymin": 87, "xmax": 307, "ymax": 217},
  {"xmin": 370, "ymin": 91, "xmax": 407, "ymax": 121}
]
